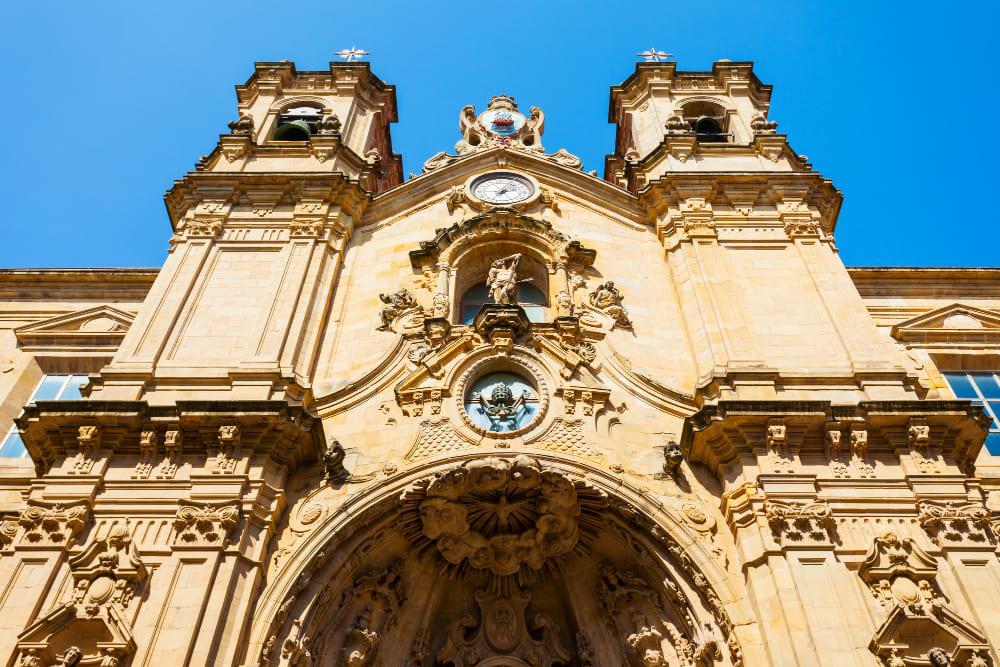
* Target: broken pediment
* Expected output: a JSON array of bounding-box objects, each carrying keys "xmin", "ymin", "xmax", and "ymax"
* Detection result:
[
  {"xmin": 14, "ymin": 306, "xmax": 134, "ymax": 350},
  {"xmin": 891, "ymin": 303, "xmax": 1000, "ymax": 346}
]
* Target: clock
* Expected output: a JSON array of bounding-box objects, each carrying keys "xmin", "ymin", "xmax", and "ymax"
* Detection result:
[{"xmin": 470, "ymin": 173, "xmax": 534, "ymax": 205}]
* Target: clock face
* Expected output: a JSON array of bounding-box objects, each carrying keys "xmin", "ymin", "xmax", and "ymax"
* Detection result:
[{"xmin": 472, "ymin": 174, "xmax": 534, "ymax": 205}]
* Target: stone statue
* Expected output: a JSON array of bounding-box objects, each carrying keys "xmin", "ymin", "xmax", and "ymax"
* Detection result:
[
  {"xmin": 57, "ymin": 647, "xmax": 83, "ymax": 666},
  {"xmin": 377, "ymin": 288, "xmax": 416, "ymax": 330},
  {"xmin": 227, "ymin": 113, "xmax": 254, "ymax": 135},
  {"xmin": 323, "ymin": 440, "xmax": 348, "ymax": 483},
  {"xmin": 486, "ymin": 253, "xmax": 523, "ymax": 305},
  {"xmin": 315, "ymin": 113, "xmax": 341, "ymax": 135},
  {"xmin": 663, "ymin": 441, "xmax": 683, "ymax": 476},
  {"xmin": 456, "ymin": 105, "xmax": 486, "ymax": 155},
  {"xmin": 588, "ymin": 280, "xmax": 632, "ymax": 327},
  {"xmin": 927, "ymin": 647, "xmax": 951, "ymax": 667}
]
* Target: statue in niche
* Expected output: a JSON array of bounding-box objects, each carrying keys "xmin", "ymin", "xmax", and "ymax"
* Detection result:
[
  {"xmin": 486, "ymin": 253, "xmax": 524, "ymax": 305},
  {"xmin": 322, "ymin": 440, "xmax": 349, "ymax": 483},
  {"xmin": 377, "ymin": 288, "xmax": 417, "ymax": 330}
]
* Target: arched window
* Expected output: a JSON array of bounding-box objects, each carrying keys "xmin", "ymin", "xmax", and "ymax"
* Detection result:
[
  {"xmin": 460, "ymin": 282, "xmax": 547, "ymax": 324},
  {"xmin": 274, "ymin": 104, "xmax": 324, "ymax": 141},
  {"xmin": 681, "ymin": 101, "xmax": 730, "ymax": 143}
]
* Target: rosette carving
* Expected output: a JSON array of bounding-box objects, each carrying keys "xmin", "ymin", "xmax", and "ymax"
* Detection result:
[{"xmin": 400, "ymin": 456, "xmax": 604, "ymax": 578}]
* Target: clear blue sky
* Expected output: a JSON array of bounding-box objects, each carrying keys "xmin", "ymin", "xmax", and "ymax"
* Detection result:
[{"xmin": 0, "ymin": 1, "xmax": 995, "ymax": 268}]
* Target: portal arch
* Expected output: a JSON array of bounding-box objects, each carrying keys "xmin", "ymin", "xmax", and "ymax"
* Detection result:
[{"xmin": 248, "ymin": 453, "xmax": 758, "ymax": 666}]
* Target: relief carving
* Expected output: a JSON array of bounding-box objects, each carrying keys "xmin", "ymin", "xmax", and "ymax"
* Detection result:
[
  {"xmin": 436, "ymin": 588, "xmax": 571, "ymax": 667},
  {"xmin": 909, "ymin": 418, "xmax": 943, "ymax": 474},
  {"xmin": 850, "ymin": 426, "xmax": 876, "ymax": 478},
  {"xmin": 917, "ymin": 500, "xmax": 992, "ymax": 546},
  {"xmin": 860, "ymin": 532, "xmax": 990, "ymax": 665},
  {"xmin": 322, "ymin": 440, "xmax": 350, "ymax": 483},
  {"xmin": 68, "ymin": 425, "xmax": 100, "ymax": 475},
  {"xmin": 400, "ymin": 456, "xmax": 604, "ymax": 578},
  {"xmin": 764, "ymin": 500, "xmax": 834, "ymax": 546},
  {"xmin": 587, "ymin": 281, "xmax": 632, "ymax": 328},
  {"xmin": 155, "ymin": 429, "xmax": 182, "ymax": 479},
  {"xmin": 132, "ymin": 429, "xmax": 157, "ymax": 480},
  {"xmin": 377, "ymin": 288, "xmax": 418, "ymax": 331},
  {"xmin": 17, "ymin": 500, "xmax": 90, "ymax": 546},
  {"xmin": 826, "ymin": 425, "xmax": 850, "ymax": 478},
  {"xmin": 766, "ymin": 420, "xmax": 793, "ymax": 473},
  {"xmin": 69, "ymin": 523, "xmax": 147, "ymax": 614},
  {"xmin": 212, "ymin": 424, "xmax": 240, "ymax": 474},
  {"xmin": 173, "ymin": 501, "xmax": 239, "ymax": 547}
]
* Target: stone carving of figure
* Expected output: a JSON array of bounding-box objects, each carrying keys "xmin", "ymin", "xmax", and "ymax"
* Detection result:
[
  {"xmin": 927, "ymin": 647, "xmax": 951, "ymax": 667},
  {"xmin": 456, "ymin": 105, "xmax": 486, "ymax": 155},
  {"xmin": 228, "ymin": 113, "xmax": 254, "ymax": 135},
  {"xmin": 314, "ymin": 112, "xmax": 341, "ymax": 135},
  {"xmin": 57, "ymin": 647, "xmax": 83, "ymax": 667},
  {"xmin": 523, "ymin": 106, "xmax": 545, "ymax": 149},
  {"xmin": 487, "ymin": 253, "xmax": 523, "ymax": 306},
  {"xmin": 588, "ymin": 281, "xmax": 632, "ymax": 327},
  {"xmin": 883, "ymin": 649, "xmax": 905, "ymax": 667},
  {"xmin": 663, "ymin": 441, "xmax": 684, "ymax": 476},
  {"xmin": 377, "ymin": 289, "xmax": 416, "ymax": 330},
  {"xmin": 323, "ymin": 440, "xmax": 349, "ymax": 483}
]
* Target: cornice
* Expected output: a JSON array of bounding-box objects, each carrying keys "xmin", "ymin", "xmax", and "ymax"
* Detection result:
[{"xmin": 0, "ymin": 269, "xmax": 158, "ymax": 300}]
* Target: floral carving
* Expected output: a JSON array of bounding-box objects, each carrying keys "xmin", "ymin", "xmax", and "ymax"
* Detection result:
[
  {"xmin": 173, "ymin": 501, "xmax": 239, "ymax": 547},
  {"xmin": 764, "ymin": 500, "xmax": 834, "ymax": 546},
  {"xmin": 133, "ymin": 430, "xmax": 157, "ymax": 480},
  {"xmin": 400, "ymin": 456, "xmax": 604, "ymax": 577},
  {"xmin": 68, "ymin": 425, "xmax": 100, "ymax": 475},
  {"xmin": 212, "ymin": 425, "xmax": 240, "ymax": 474},
  {"xmin": 917, "ymin": 500, "xmax": 992, "ymax": 546},
  {"xmin": 17, "ymin": 500, "xmax": 90, "ymax": 546},
  {"xmin": 766, "ymin": 420, "xmax": 793, "ymax": 473}
]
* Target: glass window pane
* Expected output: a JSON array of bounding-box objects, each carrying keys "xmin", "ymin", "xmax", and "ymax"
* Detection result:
[
  {"xmin": 985, "ymin": 402, "xmax": 1000, "ymax": 429},
  {"xmin": 0, "ymin": 430, "xmax": 26, "ymax": 458},
  {"xmin": 31, "ymin": 375, "xmax": 68, "ymax": 402},
  {"xmin": 985, "ymin": 432, "xmax": 1000, "ymax": 456},
  {"xmin": 522, "ymin": 305, "xmax": 545, "ymax": 323},
  {"xmin": 973, "ymin": 373, "xmax": 1000, "ymax": 399},
  {"xmin": 463, "ymin": 305, "xmax": 481, "ymax": 325},
  {"xmin": 518, "ymin": 283, "xmax": 546, "ymax": 305},
  {"xmin": 58, "ymin": 375, "xmax": 88, "ymax": 400},
  {"xmin": 463, "ymin": 283, "xmax": 489, "ymax": 302},
  {"xmin": 943, "ymin": 373, "xmax": 976, "ymax": 398}
]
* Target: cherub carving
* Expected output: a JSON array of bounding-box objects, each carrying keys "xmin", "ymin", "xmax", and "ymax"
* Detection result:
[
  {"xmin": 486, "ymin": 253, "xmax": 523, "ymax": 305},
  {"xmin": 323, "ymin": 440, "xmax": 349, "ymax": 483},
  {"xmin": 588, "ymin": 281, "xmax": 632, "ymax": 327},
  {"xmin": 377, "ymin": 288, "xmax": 416, "ymax": 330},
  {"xmin": 663, "ymin": 441, "xmax": 683, "ymax": 477}
]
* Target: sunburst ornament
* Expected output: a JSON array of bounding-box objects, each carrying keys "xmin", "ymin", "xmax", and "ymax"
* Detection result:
[
  {"xmin": 636, "ymin": 48, "xmax": 675, "ymax": 62},
  {"xmin": 334, "ymin": 46, "xmax": 370, "ymax": 62}
]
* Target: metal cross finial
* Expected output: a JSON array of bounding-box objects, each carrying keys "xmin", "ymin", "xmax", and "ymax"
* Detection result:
[
  {"xmin": 636, "ymin": 48, "xmax": 675, "ymax": 62},
  {"xmin": 334, "ymin": 46, "xmax": 370, "ymax": 62}
]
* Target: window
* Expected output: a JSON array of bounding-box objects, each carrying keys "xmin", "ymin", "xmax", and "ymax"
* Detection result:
[
  {"xmin": 943, "ymin": 371, "xmax": 1000, "ymax": 455},
  {"xmin": 680, "ymin": 101, "xmax": 730, "ymax": 143},
  {"xmin": 460, "ymin": 282, "xmax": 547, "ymax": 325},
  {"xmin": 0, "ymin": 374, "xmax": 88, "ymax": 458}
]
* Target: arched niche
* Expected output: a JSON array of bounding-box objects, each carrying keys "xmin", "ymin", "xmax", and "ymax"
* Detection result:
[
  {"xmin": 249, "ymin": 454, "xmax": 756, "ymax": 667},
  {"xmin": 407, "ymin": 210, "xmax": 595, "ymax": 323}
]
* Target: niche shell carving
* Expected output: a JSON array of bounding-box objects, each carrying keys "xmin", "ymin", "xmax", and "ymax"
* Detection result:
[{"xmin": 400, "ymin": 456, "xmax": 604, "ymax": 577}]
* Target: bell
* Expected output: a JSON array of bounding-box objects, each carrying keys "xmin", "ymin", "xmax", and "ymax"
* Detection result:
[
  {"xmin": 274, "ymin": 119, "xmax": 312, "ymax": 141},
  {"xmin": 693, "ymin": 116, "xmax": 723, "ymax": 140}
]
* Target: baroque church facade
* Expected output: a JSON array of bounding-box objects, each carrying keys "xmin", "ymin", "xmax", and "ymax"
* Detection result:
[{"xmin": 0, "ymin": 59, "xmax": 998, "ymax": 667}]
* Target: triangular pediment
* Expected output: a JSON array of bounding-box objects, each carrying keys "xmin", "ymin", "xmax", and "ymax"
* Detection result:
[
  {"xmin": 891, "ymin": 303, "xmax": 1000, "ymax": 345},
  {"xmin": 15, "ymin": 305, "xmax": 134, "ymax": 349}
]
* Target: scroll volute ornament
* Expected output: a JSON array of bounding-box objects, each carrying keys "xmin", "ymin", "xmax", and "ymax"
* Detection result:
[{"xmin": 69, "ymin": 523, "xmax": 147, "ymax": 612}]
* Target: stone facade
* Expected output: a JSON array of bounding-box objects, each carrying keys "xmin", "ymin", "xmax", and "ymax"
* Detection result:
[{"xmin": 0, "ymin": 60, "xmax": 998, "ymax": 666}]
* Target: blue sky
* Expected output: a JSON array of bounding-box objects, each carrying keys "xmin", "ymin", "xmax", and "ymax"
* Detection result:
[{"xmin": 0, "ymin": 1, "xmax": 995, "ymax": 268}]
